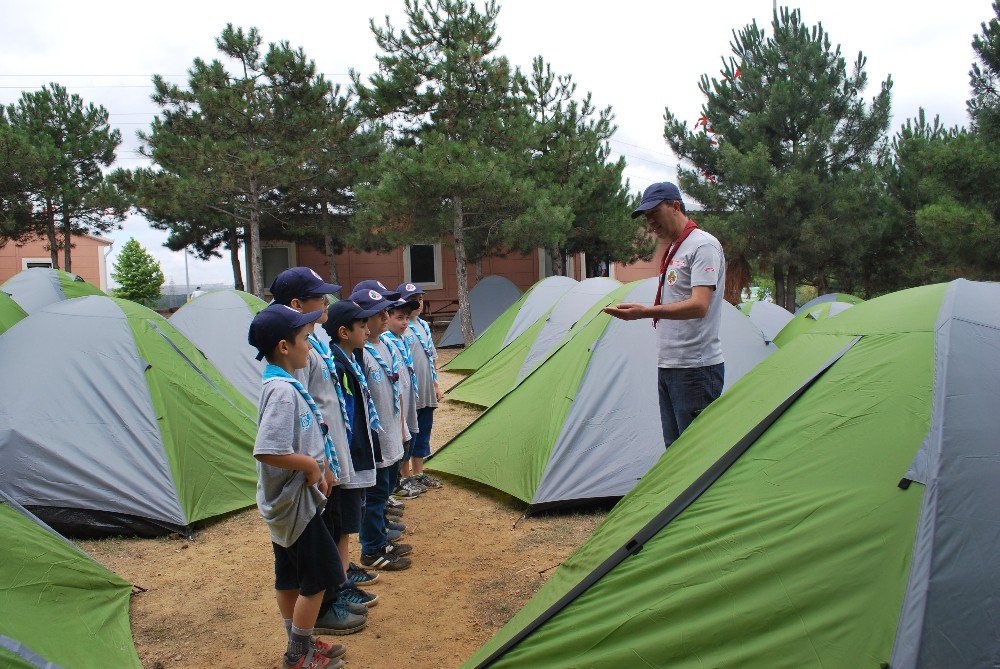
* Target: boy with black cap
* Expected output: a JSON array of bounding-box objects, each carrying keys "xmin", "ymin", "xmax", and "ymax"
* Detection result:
[
  {"xmin": 398, "ymin": 282, "xmax": 444, "ymax": 489},
  {"xmin": 248, "ymin": 303, "xmax": 348, "ymax": 669},
  {"xmin": 383, "ymin": 293, "xmax": 423, "ymax": 502},
  {"xmin": 350, "ymin": 285, "xmax": 413, "ymax": 571},
  {"xmin": 269, "ymin": 269, "xmax": 376, "ymax": 623}
]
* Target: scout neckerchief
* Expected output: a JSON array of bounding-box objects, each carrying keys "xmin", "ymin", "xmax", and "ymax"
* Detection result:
[
  {"xmin": 306, "ymin": 333, "xmax": 351, "ymax": 430},
  {"xmin": 334, "ymin": 343, "xmax": 382, "ymax": 434},
  {"xmin": 408, "ymin": 318, "xmax": 438, "ymax": 383},
  {"xmin": 381, "ymin": 331, "xmax": 419, "ymax": 400},
  {"xmin": 364, "ymin": 338, "xmax": 401, "ymax": 416},
  {"xmin": 262, "ymin": 364, "xmax": 340, "ymax": 478},
  {"xmin": 653, "ymin": 220, "xmax": 699, "ymax": 328}
]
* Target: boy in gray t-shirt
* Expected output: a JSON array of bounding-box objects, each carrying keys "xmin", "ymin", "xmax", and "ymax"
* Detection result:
[{"xmin": 249, "ymin": 302, "xmax": 354, "ymax": 668}]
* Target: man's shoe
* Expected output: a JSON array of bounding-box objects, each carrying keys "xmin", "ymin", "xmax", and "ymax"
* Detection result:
[
  {"xmin": 387, "ymin": 541, "xmax": 413, "ymax": 557},
  {"xmin": 341, "ymin": 583, "xmax": 379, "ymax": 608},
  {"xmin": 361, "ymin": 546, "xmax": 412, "ymax": 571},
  {"xmin": 314, "ymin": 600, "xmax": 367, "ymax": 636},
  {"xmin": 385, "ymin": 519, "xmax": 405, "ymax": 533},
  {"xmin": 415, "ymin": 472, "xmax": 443, "ymax": 489},
  {"xmin": 347, "ymin": 562, "xmax": 379, "ymax": 586}
]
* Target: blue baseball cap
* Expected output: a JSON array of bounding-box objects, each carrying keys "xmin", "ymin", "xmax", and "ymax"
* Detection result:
[
  {"xmin": 353, "ymin": 279, "xmax": 401, "ymax": 301},
  {"xmin": 323, "ymin": 299, "xmax": 368, "ymax": 338},
  {"xmin": 631, "ymin": 182, "xmax": 683, "ymax": 219},
  {"xmin": 348, "ymin": 288, "xmax": 397, "ymax": 316},
  {"xmin": 248, "ymin": 303, "xmax": 323, "ymax": 360},
  {"xmin": 396, "ymin": 282, "xmax": 425, "ymax": 300},
  {"xmin": 270, "ymin": 267, "xmax": 342, "ymax": 304}
]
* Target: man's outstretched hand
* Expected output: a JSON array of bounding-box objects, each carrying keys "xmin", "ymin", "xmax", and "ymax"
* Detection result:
[{"xmin": 603, "ymin": 303, "xmax": 649, "ymax": 321}]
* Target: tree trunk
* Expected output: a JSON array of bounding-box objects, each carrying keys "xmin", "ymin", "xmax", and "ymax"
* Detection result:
[
  {"xmin": 816, "ymin": 267, "xmax": 828, "ymax": 295},
  {"xmin": 453, "ymin": 196, "xmax": 475, "ymax": 345},
  {"xmin": 45, "ymin": 199, "xmax": 59, "ymax": 268},
  {"xmin": 549, "ymin": 246, "xmax": 565, "ymax": 277},
  {"xmin": 324, "ymin": 232, "xmax": 341, "ymax": 295},
  {"xmin": 61, "ymin": 207, "xmax": 72, "ymax": 272},
  {"xmin": 474, "ymin": 258, "xmax": 483, "ymax": 281},
  {"xmin": 248, "ymin": 176, "xmax": 264, "ymax": 298},
  {"xmin": 228, "ymin": 226, "xmax": 245, "ymax": 292},
  {"xmin": 774, "ymin": 264, "xmax": 785, "ymax": 311},
  {"xmin": 784, "ymin": 265, "xmax": 800, "ymax": 312}
]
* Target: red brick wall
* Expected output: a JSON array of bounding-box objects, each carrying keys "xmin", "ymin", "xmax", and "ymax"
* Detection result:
[{"xmin": 0, "ymin": 235, "xmax": 110, "ymax": 290}]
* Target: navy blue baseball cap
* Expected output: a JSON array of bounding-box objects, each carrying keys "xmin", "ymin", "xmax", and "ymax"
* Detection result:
[
  {"xmin": 323, "ymin": 299, "xmax": 368, "ymax": 337},
  {"xmin": 348, "ymin": 288, "xmax": 397, "ymax": 316},
  {"xmin": 353, "ymin": 279, "xmax": 401, "ymax": 301},
  {"xmin": 270, "ymin": 267, "xmax": 342, "ymax": 304},
  {"xmin": 248, "ymin": 303, "xmax": 323, "ymax": 360},
  {"xmin": 631, "ymin": 182, "xmax": 683, "ymax": 219},
  {"xmin": 396, "ymin": 282, "xmax": 425, "ymax": 300}
]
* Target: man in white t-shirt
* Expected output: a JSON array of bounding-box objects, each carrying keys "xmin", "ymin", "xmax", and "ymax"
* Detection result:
[{"xmin": 605, "ymin": 182, "xmax": 726, "ymax": 448}]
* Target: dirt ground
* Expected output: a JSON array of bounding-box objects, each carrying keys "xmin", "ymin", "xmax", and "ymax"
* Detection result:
[{"xmin": 81, "ymin": 349, "xmax": 607, "ymax": 669}]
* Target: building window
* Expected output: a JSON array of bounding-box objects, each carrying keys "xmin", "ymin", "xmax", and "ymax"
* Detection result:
[
  {"xmin": 22, "ymin": 258, "xmax": 54, "ymax": 270},
  {"xmin": 403, "ymin": 244, "xmax": 443, "ymax": 290},
  {"xmin": 261, "ymin": 242, "xmax": 297, "ymax": 294}
]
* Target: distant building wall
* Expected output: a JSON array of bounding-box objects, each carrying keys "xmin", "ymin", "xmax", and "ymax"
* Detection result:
[{"xmin": 0, "ymin": 234, "xmax": 111, "ymax": 290}]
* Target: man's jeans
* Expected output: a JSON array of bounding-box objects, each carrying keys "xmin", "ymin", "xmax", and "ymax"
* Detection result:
[
  {"xmin": 359, "ymin": 464, "xmax": 394, "ymax": 555},
  {"xmin": 658, "ymin": 363, "xmax": 725, "ymax": 449}
]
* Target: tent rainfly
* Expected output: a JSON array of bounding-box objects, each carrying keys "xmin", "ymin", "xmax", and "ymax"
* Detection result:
[
  {"xmin": 428, "ymin": 277, "xmax": 775, "ymax": 509},
  {"xmin": 444, "ymin": 276, "xmax": 577, "ymax": 372},
  {"xmin": 1, "ymin": 267, "xmax": 104, "ymax": 314},
  {"xmin": 0, "ymin": 489, "xmax": 141, "ymax": 668},
  {"xmin": 773, "ymin": 300, "xmax": 853, "ymax": 347},
  {"xmin": 796, "ymin": 291, "xmax": 863, "ymax": 314},
  {"xmin": 0, "ymin": 296, "xmax": 258, "ymax": 537},
  {"xmin": 439, "ymin": 275, "xmax": 524, "ymax": 348},
  {"xmin": 170, "ymin": 289, "xmax": 268, "ymax": 402},
  {"xmin": 448, "ymin": 278, "xmax": 620, "ymax": 407},
  {"xmin": 738, "ymin": 300, "xmax": 794, "ymax": 343},
  {"xmin": 464, "ymin": 280, "xmax": 1000, "ymax": 669},
  {"xmin": 0, "ymin": 291, "xmax": 27, "ymax": 335}
]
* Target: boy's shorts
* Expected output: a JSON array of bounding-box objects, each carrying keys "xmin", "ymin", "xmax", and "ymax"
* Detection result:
[
  {"xmin": 322, "ymin": 486, "xmax": 344, "ymax": 543},
  {"xmin": 273, "ymin": 510, "xmax": 341, "ymax": 596},
  {"xmin": 410, "ymin": 407, "xmax": 435, "ymax": 459},
  {"xmin": 338, "ymin": 487, "xmax": 365, "ymax": 535}
]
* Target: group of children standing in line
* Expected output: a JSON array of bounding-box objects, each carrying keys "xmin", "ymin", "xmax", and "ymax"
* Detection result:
[{"xmin": 248, "ymin": 267, "xmax": 445, "ymax": 669}]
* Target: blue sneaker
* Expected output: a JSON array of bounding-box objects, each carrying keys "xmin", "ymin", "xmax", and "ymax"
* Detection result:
[
  {"xmin": 340, "ymin": 583, "xmax": 379, "ymax": 608},
  {"xmin": 387, "ymin": 528, "xmax": 403, "ymax": 542},
  {"xmin": 347, "ymin": 562, "xmax": 379, "ymax": 586},
  {"xmin": 385, "ymin": 519, "xmax": 406, "ymax": 533},
  {"xmin": 314, "ymin": 600, "xmax": 366, "ymax": 636}
]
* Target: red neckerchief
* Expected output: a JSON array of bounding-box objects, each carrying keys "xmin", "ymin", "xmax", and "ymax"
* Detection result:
[{"xmin": 653, "ymin": 220, "xmax": 699, "ymax": 328}]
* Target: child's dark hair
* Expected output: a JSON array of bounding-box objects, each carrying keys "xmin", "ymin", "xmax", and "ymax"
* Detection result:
[{"xmin": 325, "ymin": 317, "xmax": 367, "ymax": 343}]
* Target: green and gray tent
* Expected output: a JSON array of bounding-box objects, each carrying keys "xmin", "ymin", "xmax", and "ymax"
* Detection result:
[
  {"xmin": 428, "ymin": 277, "xmax": 775, "ymax": 509},
  {"xmin": 0, "ymin": 291, "xmax": 27, "ymax": 335},
  {"xmin": 448, "ymin": 277, "xmax": 620, "ymax": 407},
  {"xmin": 0, "ymin": 490, "xmax": 141, "ymax": 668},
  {"xmin": 0, "ymin": 296, "xmax": 258, "ymax": 537},
  {"xmin": 465, "ymin": 280, "xmax": 1000, "ymax": 669},
  {"xmin": 439, "ymin": 275, "xmax": 523, "ymax": 348},
  {"xmin": 444, "ymin": 275, "xmax": 577, "ymax": 372},
  {"xmin": 170, "ymin": 289, "xmax": 268, "ymax": 402},
  {"xmin": 1, "ymin": 267, "xmax": 104, "ymax": 313},
  {"xmin": 773, "ymin": 299, "xmax": 853, "ymax": 347},
  {"xmin": 738, "ymin": 300, "xmax": 793, "ymax": 343},
  {"xmin": 796, "ymin": 291, "xmax": 863, "ymax": 313}
]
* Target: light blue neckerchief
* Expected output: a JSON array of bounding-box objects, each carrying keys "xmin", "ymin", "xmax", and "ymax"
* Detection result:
[
  {"xmin": 334, "ymin": 343, "xmax": 382, "ymax": 434},
  {"xmin": 382, "ymin": 331, "xmax": 418, "ymax": 400},
  {"xmin": 262, "ymin": 364, "xmax": 340, "ymax": 478},
  {"xmin": 408, "ymin": 318, "xmax": 438, "ymax": 383},
  {"xmin": 364, "ymin": 339, "xmax": 401, "ymax": 416},
  {"xmin": 307, "ymin": 334, "xmax": 351, "ymax": 430}
]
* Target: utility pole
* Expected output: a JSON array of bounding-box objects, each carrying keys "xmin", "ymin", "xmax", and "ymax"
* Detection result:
[{"xmin": 183, "ymin": 246, "xmax": 191, "ymax": 299}]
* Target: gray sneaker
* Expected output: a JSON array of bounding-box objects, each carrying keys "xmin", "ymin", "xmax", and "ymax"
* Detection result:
[
  {"xmin": 415, "ymin": 473, "xmax": 443, "ymax": 489},
  {"xmin": 314, "ymin": 600, "xmax": 367, "ymax": 636}
]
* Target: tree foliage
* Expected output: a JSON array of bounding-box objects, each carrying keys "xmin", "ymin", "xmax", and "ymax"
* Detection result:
[{"xmin": 111, "ymin": 237, "xmax": 165, "ymax": 305}]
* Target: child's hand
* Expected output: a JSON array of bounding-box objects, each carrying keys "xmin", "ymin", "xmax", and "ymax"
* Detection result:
[
  {"xmin": 318, "ymin": 476, "xmax": 330, "ymax": 497},
  {"xmin": 305, "ymin": 460, "xmax": 323, "ymax": 487},
  {"xmin": 324, "ymin": 467, "xmax": 338, "ymax": 489},
  {"xmin": 435, "ymin": 383, "xmax": 443, "ymax": 403}
]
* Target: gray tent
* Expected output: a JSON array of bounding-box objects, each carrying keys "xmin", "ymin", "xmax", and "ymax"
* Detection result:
[
  {"xmin": 1, "ymin": 268, "xmax": 104, "ymax": 313},
  {"xmin": 796, "ymin": 291, "xmax": 862, "ymax": 313},
  {"xmin": 502, "ymin": 275, "xmax": 577, "ymax": 347},
  {"xmin": 739, "ymin": 300, "xmax": 794, "ymax": 343},
  {"xmin": 170, "ymin": 290, "xmax": 268, "ymax": 402},
  {"xmin": 0, "ymin": 296, "xmax": 258, "ymax": 537},
  {"xmin": 439, "ymin": 275, "xmax": 524, "ymax": 347}
]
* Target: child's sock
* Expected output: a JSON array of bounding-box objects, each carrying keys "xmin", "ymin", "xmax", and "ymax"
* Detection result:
[
  {"xmin": 287, "ymin": 625, "xmax": 313, "ymax": 660},
  {"xmin": 283, "ymin": 618, "xmax": 293, "ymax": 639}
]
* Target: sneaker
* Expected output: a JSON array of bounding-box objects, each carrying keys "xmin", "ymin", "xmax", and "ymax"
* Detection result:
[
  {"xmin": 361, "ymin": 545, "xmax": 412, "ymax": 571},
  {"xmin": 392, "ymin": 485, "xmax": 421, "ymax": 499},
  {"xmin": 385, "ymin": 505, "xmax": 404, "ymax": 519},
  {"xmin": 311, "ymin": 638, "xmax": 347, "ymax": 660},
  {"xmin": 341, "ymin": 583, "xmax": 379, "ymax": 608},
  {"xmin": 334, "ymin": 594, "xmax": 368, "ymax": 616},
  {"xmin": 415, "ymin": 472, "xmax": 443, "ymax": 489},
  {"xmin": 403, "ymin": 476, "xmax": 428, "ymax": 493},
  {"xmin": 385, "ymin": 519, "xmax": 405, "ymax": 533},
  {"xmin": 314, "ymin": 600, "xmax": 367, "ymax": 636},
  {"xmin": 387, "ymin": 541, "xmax": 413, "ymax": 557},
  {"xmin": 285, "ymin": 648, "xmax": 342, "ymax": 669},
  {"xmin": 386, "ymin": 528, "xmax": 403, "ymax": 542},
  {"xmin": 386, "ymin": 496, "xmax": 405, "ymax": 511},
  {"xmin": 347, "ymin": 562, "xmax": 379, "ymax": 586}
]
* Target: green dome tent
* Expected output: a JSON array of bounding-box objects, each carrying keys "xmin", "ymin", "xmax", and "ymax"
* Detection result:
[
  {"xmin": 0, "ymin": 296, "xmax": 258, "ymax": 537},
  {"xmin": 444, "ymin": 276, "xmax": 577, "ymax": 373},
  {"xmin": 0, "ymin": 291, "xmax": 27, "ymax": 335},
  {"xmin": 428, "ymin": 278, "xmax": 775, "ymax": 510},
  {"xmin": 772, "ymin": 299, "xmax": 853, "ymax": 347},
  {"xmin": 1, "ymin": 267, "xmax": 104, "ymax": 313},
  {"xmin": 0, "ymin": 490, "xmax": 140, "ymax": 668},
  {"xmin": 796, "ymin": 291, "xmax": 863, "ymax": 313},
  {"xmin": 465, "ymin": 280, "xmax": 1000, "ymax": 669},
  {"xmin": 170, "ymin": 289, "xmax": 268, "ymax": 402},
  {"xmin": 448, "ymin": 278, "xmax": 620, "ymax": 407}
]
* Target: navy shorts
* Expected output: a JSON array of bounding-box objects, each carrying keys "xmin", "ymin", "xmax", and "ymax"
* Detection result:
[
  {"xmin": 410, "ymin": 407, "xmax": 435, "ymax": 458},
  {"xmin": 322, "ymin": 486, "xmax": 344, "ymax": 542},
  {"xmin": 338, "ymin": 486, "xmax": 365, "ymax": 535},
  {"xmin": 273, "ymin": 510, "xmax": 342, "ymax": 596}
]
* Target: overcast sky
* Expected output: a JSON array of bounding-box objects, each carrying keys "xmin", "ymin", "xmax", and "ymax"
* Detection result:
[{"xmin": 0, "ymin": 0, "xmax": 990, "ymax": 289}]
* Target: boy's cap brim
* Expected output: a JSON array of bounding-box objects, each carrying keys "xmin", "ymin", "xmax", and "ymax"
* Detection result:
[{"xmin": 249, "ymin": 305, "xmax": 323, "ymax": 360}]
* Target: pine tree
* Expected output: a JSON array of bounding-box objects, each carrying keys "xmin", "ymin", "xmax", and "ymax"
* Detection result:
[
  {"xmin": 112, "ymin": 238, "xmax": 165, "ymax": 305},
  {"xmin": 353, "ymin": 0, "xmax": 570, "ymax": 344},
  {"xmin": 663, "ymin": 8, "xmax": 891, "ymax": 310}
]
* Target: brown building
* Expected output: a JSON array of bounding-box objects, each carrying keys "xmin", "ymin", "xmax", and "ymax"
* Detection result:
[{"xmin": 0, "ymin": 234, "xmax": 112, "ymax": 290}]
